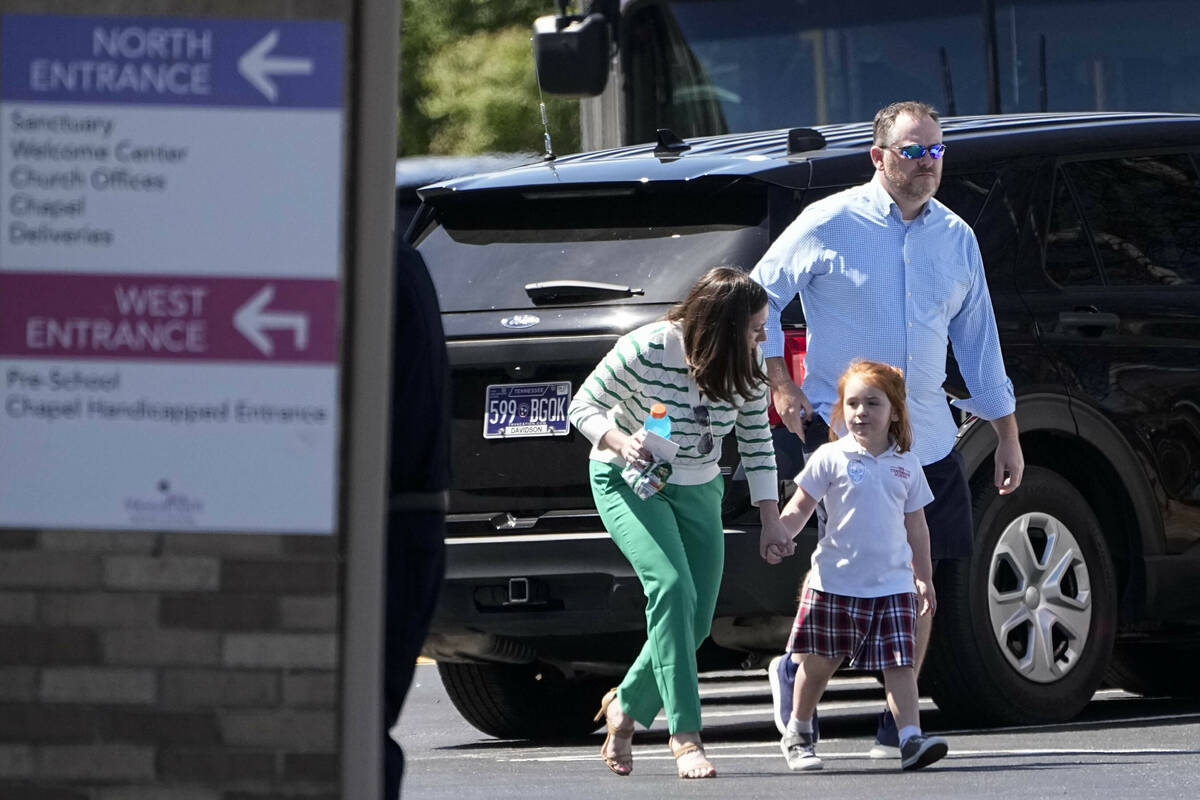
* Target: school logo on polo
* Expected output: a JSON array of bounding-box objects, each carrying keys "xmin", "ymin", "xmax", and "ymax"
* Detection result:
[{"xmin": 847, "ymin": 459, "xmax": 866, "ymax": 484}]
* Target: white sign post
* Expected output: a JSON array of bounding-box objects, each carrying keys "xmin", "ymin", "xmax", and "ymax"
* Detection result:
[{"xmin": 0, "ymin": 14, "xmax": 344, "ymax": 533}]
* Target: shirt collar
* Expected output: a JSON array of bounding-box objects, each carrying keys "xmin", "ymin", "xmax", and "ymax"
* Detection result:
[
  {"xmin": 835, "ymin": 433, "xmax": 900, "ymax": 460},
  {"xmin": 864, "ymin": 176, "xmax": 935, "ymax": 223}
]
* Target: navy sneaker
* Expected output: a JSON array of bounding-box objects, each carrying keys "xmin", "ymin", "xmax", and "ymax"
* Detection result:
[
  {"xmin": 899, "ymin": 734, "xmax": 948, "ymax": 771},
  {"xmin": 768, "ymin": 655, "xmax": 794, "ymax": 736},
  {"xmin": 767, "ymin": 655, "xmax": 818, "ymax": 741},
  {"xmin": 868, "ymin": 708, "xmax": 900, "ymax": 759}
]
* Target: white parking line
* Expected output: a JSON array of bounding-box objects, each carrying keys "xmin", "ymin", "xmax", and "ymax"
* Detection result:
[
  {"xmin": 664, "ymin": 698, "xmax": 937, "ymax": 720},
  {"xmin": 698, "ymin": 675, "xmax": 882, "ymax": 698},
  {"xmin": 937, "ymin": 708, "xmax": 1200, "ymax": 736}
]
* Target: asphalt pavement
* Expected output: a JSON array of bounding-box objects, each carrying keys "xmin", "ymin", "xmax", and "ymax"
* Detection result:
[{"xmin": 396, "ymin": 664, "xmax": 1200, "ymax": 799}]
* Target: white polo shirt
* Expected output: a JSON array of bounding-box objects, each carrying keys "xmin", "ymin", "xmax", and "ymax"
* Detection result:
[{"xmin": 797, "ymin": 436, "xmax": 934, "ymax": 598}]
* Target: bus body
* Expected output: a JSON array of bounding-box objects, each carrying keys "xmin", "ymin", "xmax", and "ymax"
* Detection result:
[{"xmin": 535, "ymin": 0, "xmax": 1200, "ymax": 150}]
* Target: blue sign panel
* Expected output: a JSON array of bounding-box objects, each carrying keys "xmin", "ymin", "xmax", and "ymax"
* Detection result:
[{"xmin": 1, "ymin": 14, "xmax": 343, "ymax": 109}]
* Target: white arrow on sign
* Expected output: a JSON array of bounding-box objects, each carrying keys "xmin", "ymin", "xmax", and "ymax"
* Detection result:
[
  {"xmin": 234, "ymin": 285, "xmax": 310, "ymax": 356},
  {"xmin": 238, "ymin": 29, "xmax": 314, "ymax": 102}
]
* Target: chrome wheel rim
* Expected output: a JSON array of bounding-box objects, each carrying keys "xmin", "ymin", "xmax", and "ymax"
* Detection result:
[{"xmin": 988, "ymin": 511, "xmax": 1093, "ymax": 683}]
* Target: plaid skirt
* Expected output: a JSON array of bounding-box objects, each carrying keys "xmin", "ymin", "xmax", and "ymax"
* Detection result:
[{"xmin": 785, "ymin": 587, "xmax": 917, "ymax": 671}]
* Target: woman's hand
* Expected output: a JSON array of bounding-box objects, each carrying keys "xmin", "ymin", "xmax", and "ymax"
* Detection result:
[
  {"xmin": 758, "ymin": 515, "xmax": 795, "ymax": 565},
  {"xmin": 601, "ymin": 428, "xmax": 653, "ymax": 467},
  {"xmin": 915, "ymin": 577, "xmax": 937, "ymax": 617}
]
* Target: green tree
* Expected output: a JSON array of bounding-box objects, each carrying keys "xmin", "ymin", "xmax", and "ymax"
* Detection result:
[
  {"xmin": 400, "ymin": 0, "xmax": 581, "ymax": 156},
  {"xmin": 421, "ymin": 27, "xmax": 580, "ymax": 155}
]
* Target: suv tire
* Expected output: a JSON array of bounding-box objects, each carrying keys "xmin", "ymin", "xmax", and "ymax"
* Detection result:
[
  {"xmin": 437, "ymin": 661, "xmax": 612, "ymax": 739},
  {"xmin": 923, "ymin": 466, "xmax": 1117, "ymax": 725}
]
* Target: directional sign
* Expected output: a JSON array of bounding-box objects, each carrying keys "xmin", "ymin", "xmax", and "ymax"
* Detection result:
[
  {"xmin": 0, "ymin": 272, "xmax": 337, "ymax": 362},
  {"xmin": 0, "ymin": 15, "xmax": 342, "ymax": 108},
  {"xmin": 0, "ymin": 14, "xmax": 344, "ymax": 533},
  {"xmin": 0, "ymin": 14, "xmax": 344, "ymax": 275}
]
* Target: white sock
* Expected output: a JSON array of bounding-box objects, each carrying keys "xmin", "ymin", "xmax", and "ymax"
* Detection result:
[
  {"xmin": 898, "ymin": 724, "xmax": 921, "ymax": 744},
  {"xmin": 786, "ymin": 716, "xmax": 812, "ymax": 736}
]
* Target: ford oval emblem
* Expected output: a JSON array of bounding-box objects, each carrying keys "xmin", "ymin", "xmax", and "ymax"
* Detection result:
[{"xmin": 501, "ymin": 314, "xmax": 540, "ymax": 330}]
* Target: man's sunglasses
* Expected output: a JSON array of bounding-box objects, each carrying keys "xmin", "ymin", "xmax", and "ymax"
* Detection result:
[
  {"xmin": 887, "ymin": 143, "xmax": 947, "ymax": 160},
  {"xmin": 693, "ymin": 405, "xmax": 714, "ymax": 455}
]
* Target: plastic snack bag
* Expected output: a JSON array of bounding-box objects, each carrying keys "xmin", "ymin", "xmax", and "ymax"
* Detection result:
[{"xmin": 620, "ymin": 430, "xmax": 679, "ymax": 499}]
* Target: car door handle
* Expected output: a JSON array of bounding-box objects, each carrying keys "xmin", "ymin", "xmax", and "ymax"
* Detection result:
[{"xmin": 1056, "ymin": 311, "xmax": 1119, "ymax": 335}]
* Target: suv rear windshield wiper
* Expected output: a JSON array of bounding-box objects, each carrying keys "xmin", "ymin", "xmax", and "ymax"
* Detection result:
[{"xmin": 524, "ymin": 280, "xmax": 645, "ymax": 305}]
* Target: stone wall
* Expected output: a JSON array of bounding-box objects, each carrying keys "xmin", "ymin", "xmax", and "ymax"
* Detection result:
[{"xmin": 0, "ymin": 530, "xmax": 343, "ymax": 798}]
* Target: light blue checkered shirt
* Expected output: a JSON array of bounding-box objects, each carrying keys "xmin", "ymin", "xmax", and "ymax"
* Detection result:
[{"xmin": 751, "ymin": 178, "xmax": 1015, "ymax": 465}]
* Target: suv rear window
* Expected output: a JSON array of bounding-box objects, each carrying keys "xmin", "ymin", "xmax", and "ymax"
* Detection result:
[{"xmin": 416, "ymin": 182, "xmax": 769, "ymax": 312}]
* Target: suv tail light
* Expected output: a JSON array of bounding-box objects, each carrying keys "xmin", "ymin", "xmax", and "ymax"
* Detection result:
[{"xmin": 767, "ymin": 330, "xmax": 807, "ymax": 427}]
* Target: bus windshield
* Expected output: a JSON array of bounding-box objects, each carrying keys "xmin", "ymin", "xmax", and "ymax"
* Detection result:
[{"xmin": 626, "ymin": 0, "xmax": 1200, "ymax": 139}]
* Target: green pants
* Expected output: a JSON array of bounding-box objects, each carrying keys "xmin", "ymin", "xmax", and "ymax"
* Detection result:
[{"xmin": 589, "ymin": 461, "xmax": 725, "ymax": 734}]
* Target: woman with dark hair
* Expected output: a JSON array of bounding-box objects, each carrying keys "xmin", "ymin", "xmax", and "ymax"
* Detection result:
[{"xmin": 568, "ymin": 266, "xmax": 794, "ymax": 779}]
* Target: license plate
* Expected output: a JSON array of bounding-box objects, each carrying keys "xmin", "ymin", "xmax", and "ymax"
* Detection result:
[{"xmin": 483, "ymin": 381, "xmax": 572, "ymax": 439}]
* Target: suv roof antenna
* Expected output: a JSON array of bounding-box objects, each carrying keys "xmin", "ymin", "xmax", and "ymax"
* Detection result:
[
  {"xmin": 531, "ymin": 2, "xmax": 576, "ymax": 161},
  {"xmin": 786, "ymin": 127, "xmax": 827, "ymax": 155},
  {"xmin": 536, "ymin": 87, "xmax": 555, "ymax": 162},
  {"xmin": 654, "ymin": 128, "xmax": 691, "ymax": 156}
]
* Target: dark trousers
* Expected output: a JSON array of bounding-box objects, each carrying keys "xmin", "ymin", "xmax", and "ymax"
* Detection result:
[{"xmin": 384, "ymin": 508, "xmax": 446, "ymax": 800}]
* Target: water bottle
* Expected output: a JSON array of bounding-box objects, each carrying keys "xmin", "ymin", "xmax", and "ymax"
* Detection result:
[
  {"xmin": 644, "ymin": 403, "xmax": 671, "ymax": 439},
  {"xmin": 623, "ymin": 402, "xmax": 673, "ymax": 499}
]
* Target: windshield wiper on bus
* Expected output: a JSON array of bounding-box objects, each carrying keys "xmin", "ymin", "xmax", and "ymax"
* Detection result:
[{"xmin": 524, "ymin": 280, "xmax": 646, "ymax": 305}]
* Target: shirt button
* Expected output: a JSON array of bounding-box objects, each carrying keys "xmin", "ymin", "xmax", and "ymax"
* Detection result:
[
  {"xmin": 907, "ymin": 291, "xmax": 912, "ymax": 297},
  {"xmin": 908, "ymin": 355, "xmax": 913, "ymax": 361},
  {"xmin": 908, "ymin": 322, "xmax": 913, "ymax": 328}
]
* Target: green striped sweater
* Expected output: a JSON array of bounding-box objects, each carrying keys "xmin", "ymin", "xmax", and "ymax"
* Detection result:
[{"xmin": 568, "ymin": 321, "xmax": 778, "ymax": 504}]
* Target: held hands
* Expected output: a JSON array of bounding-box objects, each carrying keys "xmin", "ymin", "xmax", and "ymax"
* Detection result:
[
  {"xmin": 914, "ymin": 577, "xmax": 937, "ymax": 617},
  {"xmin": 758, "ymin": 516, "xmax": 796, "ymax": 566},
  {"xmin": 762, "ymin": 487, "xmax": 816, "ymax": 565},
  {"xmin": 763, "ymin": 543, "xmax": 791, "ymax": 565}
]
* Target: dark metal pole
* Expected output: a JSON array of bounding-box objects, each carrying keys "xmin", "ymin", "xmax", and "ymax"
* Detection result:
[
  {"xmin": 983, "ymin": 0, "xmax": 1001, "ymax": 113},
  {"xmin": 939, "ymin": 46, "xmax": 958, "ymax": 116},
  {"xmin": 1039, "ymin": 34, "xmax": 1048, "ymax": 112}
]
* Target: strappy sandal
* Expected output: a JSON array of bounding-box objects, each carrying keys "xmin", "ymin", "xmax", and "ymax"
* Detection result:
[
  {"xmin": 671, "ymin": 739, "xmax": 717, "ymax": 779},
  {"xmin": 594, "ymin": 688, "xmax": 633, "ymax": 776}
]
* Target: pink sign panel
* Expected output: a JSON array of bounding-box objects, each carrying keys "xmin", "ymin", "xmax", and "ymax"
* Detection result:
[{"xmin": 0, "ymin": 271, "xmax": 337, "ymax": 363}]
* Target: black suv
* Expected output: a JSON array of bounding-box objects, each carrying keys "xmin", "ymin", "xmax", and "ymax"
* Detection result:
[{"xmin": 409, "ymin": 112, "xmax": 1200, "ymax": 739}]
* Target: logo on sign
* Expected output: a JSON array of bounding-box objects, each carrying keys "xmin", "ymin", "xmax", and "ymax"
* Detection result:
[{"xmin": 123, "ymin": 478, "xmax": 204, "ymax": 526}]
